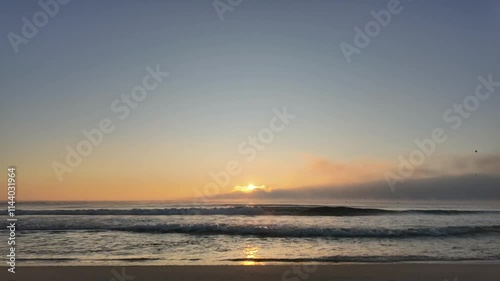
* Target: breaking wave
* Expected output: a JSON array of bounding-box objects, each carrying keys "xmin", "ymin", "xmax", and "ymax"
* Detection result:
[{"xmin": 14, "ymin": 206, "xmax": 498, "ymax": 217}]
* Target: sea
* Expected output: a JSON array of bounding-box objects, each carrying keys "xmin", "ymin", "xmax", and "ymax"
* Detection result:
[{"xmin": 4, "ymin": 200, "xmax": 500, "ymax": 266}]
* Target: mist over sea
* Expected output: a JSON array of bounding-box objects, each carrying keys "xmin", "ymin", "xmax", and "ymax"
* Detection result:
[{"xmin": 4, "ymin": 200, "xmax": 500, "ymax": 265}]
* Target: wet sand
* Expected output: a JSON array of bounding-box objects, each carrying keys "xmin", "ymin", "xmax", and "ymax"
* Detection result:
[{"xmin": 1, "ymin": 263, "xmax": 499, "ymax": 281}]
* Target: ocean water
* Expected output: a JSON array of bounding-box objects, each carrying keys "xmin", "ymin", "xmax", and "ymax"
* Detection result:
[{"xmin": 4, "ymin": 201, "xmax": 500, "ymax": 265}]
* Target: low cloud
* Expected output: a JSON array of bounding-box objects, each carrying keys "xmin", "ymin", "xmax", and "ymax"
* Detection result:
[
  {"xmin": 301, "ymin": 154, "xmax": 391, "ymax": 185},
  {"xmin": 215, "ymin": 153, "xmax": 500, "ymax": 201},
  {"xmin": 299, "ymin": 153, "xmax": 500, "ymax": 184},
  {"xmin": 413, "ymin": 153, "xmax": 500, "ymax": 178},
  {"xmin": 216, "ymin": 174, "xmax": 500, "ymax": 201}
]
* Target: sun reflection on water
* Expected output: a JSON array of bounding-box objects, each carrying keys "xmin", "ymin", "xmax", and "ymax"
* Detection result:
[{"xmin": 241, "ymin": 245, "xmax": 265, "ymax": 266}]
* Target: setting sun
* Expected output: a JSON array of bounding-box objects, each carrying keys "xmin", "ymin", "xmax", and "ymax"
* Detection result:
[{"xmin": 233, "ymin": 184, "xmax": 267, "ymax": 193}]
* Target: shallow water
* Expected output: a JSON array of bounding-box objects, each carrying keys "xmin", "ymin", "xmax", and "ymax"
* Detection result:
[{"xmin": 4, "ymin": 201, "xmax": 500, "ymax": 265}]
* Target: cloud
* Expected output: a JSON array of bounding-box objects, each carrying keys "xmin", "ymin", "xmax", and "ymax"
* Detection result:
[
  {"xmin": 413, "ymin": 153, "xmax": 500, "ymax": 178},
  {"xmin": 289, "ymin": 154, "xmax": 392, "ymax": 187},
  {"xmin": 214, "ymin": 153, "xmax": 500, "ymax": 201},
  {"xmin": 298, "ymin": 153, "xmax": 500, "ymax": 185},
  {"xmin": 215, "ymin": 174, "xmax": 500, "ymax": 201}
]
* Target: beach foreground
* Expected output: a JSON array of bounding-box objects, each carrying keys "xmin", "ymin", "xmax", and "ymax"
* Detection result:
[{"xmin": 2, "ymin": 264, "xmax": 499, "ymax": 281}]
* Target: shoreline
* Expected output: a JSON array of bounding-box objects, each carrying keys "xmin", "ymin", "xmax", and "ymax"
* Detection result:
[
  {"xmin": 7, "ymin": 259, "xmax": 500, "ymax": 266},
  {"xmin": 2, "ymin": 264, "xmax": 499, "ymax": 281}
]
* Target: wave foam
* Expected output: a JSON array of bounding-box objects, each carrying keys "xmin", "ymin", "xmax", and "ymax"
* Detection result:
[{"xmin": 19, "ymin": 223, "xmax": 500, "ymax": 238}]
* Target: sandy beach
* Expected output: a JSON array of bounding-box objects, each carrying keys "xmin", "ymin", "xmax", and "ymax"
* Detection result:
[{"xmin": 1, "ymin": 264, "xmax": 499, "ymax": 281}]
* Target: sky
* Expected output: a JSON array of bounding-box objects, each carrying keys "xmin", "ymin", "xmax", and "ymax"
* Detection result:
[{"xmin": 1, "ymin": 0, "xmax": 499, "ymax": 201}]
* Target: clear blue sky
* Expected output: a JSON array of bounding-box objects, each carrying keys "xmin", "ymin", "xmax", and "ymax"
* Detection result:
[{"xmin": 1, "ymin": 0, "xmax": 499, "ymax": 200}]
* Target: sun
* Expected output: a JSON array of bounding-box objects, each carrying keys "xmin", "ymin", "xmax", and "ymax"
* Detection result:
[{"xmin": 233, "ymin": 184, "xmax": 266, "ymax": 193}]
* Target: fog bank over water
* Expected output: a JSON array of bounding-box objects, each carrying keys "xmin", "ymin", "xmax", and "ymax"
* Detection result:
[{"xmin": 215, "ymin": 175, "xmax": 500, "ymax": 201}]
